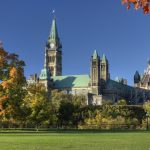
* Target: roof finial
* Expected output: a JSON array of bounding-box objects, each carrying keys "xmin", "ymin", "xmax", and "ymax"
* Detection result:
[{"xmin": 52, "ymin": 9, "xmax": 56, "ymax": 18}]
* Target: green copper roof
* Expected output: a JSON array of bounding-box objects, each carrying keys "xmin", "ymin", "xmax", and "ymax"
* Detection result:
[
  {"xmin": 52, "ymin": 75, "xmax": 90, "ymax": 88},
  {"xmin": 39, "ymin": 68, "xmax": 51, "ymax": 80},
  {"xmin": 93, "ymin": 50, "xmax": 98, "ymax": 60},
  {"xmin": 102, "ymin": 54, "xmax": 107, "ymax": 62},
  {"xmin": 48, "ymin": 18, "xmax": 59, "ymax": 43}
]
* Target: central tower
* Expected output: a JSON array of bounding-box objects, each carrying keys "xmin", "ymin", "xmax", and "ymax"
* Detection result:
[{"xmin": 45, "ymin": 17, "xmax": 62, "ymax": 76}]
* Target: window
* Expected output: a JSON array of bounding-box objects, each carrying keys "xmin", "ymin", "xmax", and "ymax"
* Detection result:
[{"xmin": 49, "ymin": 56, "xmax": 55, "ymax": 62}]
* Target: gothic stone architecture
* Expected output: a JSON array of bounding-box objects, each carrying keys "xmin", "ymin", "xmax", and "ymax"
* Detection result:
[
  {"xmin": 134, "ymin": 61, "xmax": 150, "ymax": 90},
  {"xmin": 28, "ymin": 17, "xmax": 150, "ymax": 105}
]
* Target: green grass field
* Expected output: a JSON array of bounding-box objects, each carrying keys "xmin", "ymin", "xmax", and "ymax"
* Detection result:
[{"xmin": 0, "ymin": 131, "xmax": 150, "ymax": 150}]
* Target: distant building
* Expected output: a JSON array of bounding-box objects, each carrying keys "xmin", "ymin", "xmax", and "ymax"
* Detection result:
[
  {"xmin": 28, "ymin": 17, "xmax": 150, "ymax": 105},
  {"xmin": 134, "ymin": 61, "xmax": 150, "ymax": 90},
  {"xmin": 28, "ymin": 74, "xmax": 38, "ymax": 84}
]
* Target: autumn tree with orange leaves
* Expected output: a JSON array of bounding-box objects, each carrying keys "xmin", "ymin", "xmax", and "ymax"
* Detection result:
[
  {"xmin": 0, "ymin": 46, "xmax": 27, "ymax": 127},
  {"xmin": 122, "ymin": 0, "xmax": 150, "ymax": 14}
]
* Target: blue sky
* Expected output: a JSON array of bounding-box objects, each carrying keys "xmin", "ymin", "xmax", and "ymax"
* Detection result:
[{"xmin": 0, "ymin": 0, "xmax": 150, "ymax": 85}]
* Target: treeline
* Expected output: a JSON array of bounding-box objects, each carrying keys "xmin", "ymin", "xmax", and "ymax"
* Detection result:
[
  {"xmin": 0, "ymin": 83, "xmax": 150, "ymax": 130},
  {"xmin": 0, "ymin": 47, "xmax": 150, "ymax": 130}
]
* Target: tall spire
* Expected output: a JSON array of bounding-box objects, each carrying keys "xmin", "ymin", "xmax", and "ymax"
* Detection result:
[
  {"xmin": 45, "ymin": 16, "xmax": 62, "ymax": 76},
  {"xmin": 48, "ymin": 17, "xmax": 59, "ymax": 43},
  {"xmin": 46, "ymin": 16, "xmax": 62, "ymax": 52}
]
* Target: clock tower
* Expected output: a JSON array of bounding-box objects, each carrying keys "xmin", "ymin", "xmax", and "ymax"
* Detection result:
[{"xmin": 45, "ymin": 17, "xmax": 62, "ymax": 76}]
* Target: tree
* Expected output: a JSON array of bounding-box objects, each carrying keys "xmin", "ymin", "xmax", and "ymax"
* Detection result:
[
  {"xmin": 50, "ymin": 90, "xmax": 71, "ymax": 110},
  {"xmin": 56, "ymin": 94, "xmax": 86, "ymax": 127},
  {"xmin": 143, "ymin": 100, "xmax": 150, "ymax": 114},
  {"xmin": 122, "ymin": 0, "xmax": 150, "ymax": 14},
  {"xmin": 143, "ymin": 101, "xmax": 150, "ymax": 129},
  {"xmin": 0, "ymin": 47, "xmax": 26, "ymax": 126},
  {"xmin": 24, "ymin": 83, "xmax": 54, "ymax": 129},
  {"xmin": 117, "ymin": 99, "xmax": 127, "ymax": 105},
  {"xmin": 58, "ymin": 100, "xmax": 75, "ymax": 127}
]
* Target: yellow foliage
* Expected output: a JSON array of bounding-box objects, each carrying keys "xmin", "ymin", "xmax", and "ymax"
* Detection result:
[
  {"xmin": 0, "ymin": 110, "xmax": 5, "ymax": 116},
  {"xmin": 143, "ymin": 101, "xmax": 150, "ymax": 113}
]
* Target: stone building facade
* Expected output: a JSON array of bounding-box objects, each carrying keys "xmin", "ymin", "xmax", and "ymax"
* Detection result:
[
  {"xmin": 28, "ymin": 17, "xmax": 150, "ymax": 105},
  {"xmin": 134, "ymin": 61, "xmax": 150, "ymax": 90}
]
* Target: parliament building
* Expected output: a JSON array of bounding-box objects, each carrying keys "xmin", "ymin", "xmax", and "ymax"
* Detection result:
[{"xmin": 28, "ymin": 17, "xmax": 150, "ymax": 105}]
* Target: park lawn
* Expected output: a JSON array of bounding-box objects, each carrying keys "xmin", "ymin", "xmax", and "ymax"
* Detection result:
[{"xmin": 0, "ymin": 132, "xmax": 150, "ymax": 150}]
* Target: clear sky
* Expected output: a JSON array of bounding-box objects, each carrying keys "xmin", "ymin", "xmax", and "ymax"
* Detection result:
[{"xmin": 0, "ymin": 0, "xmax": 150, "ymax": 85}]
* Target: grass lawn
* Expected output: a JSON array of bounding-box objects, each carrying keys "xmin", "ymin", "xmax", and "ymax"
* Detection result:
[{"xmin": 0, "ymin": 131, "xmax": 150, "ymax": 150}]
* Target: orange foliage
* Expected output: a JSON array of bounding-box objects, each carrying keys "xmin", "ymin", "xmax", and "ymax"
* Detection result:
[
  {"xmin": 9, "ymin": 67, "xmax": 17, "ymax": 78},
  {"xmin": 0, "ymin": 110, "xmax": 5, "ymax": 116},
  {"xmin": 0, "ymin": 96, "xmax": 8, "ymax": 102},
  {"xmin": 0, "ymin": 47, "xmax": 26, "ymax": 119},
  {"xmin": 122, "ymin": 0, "xmax": 150, "ymax": 14},
  {"xmin": 1, "ymin": 81, "xmax": 9, "ymax": 89}
]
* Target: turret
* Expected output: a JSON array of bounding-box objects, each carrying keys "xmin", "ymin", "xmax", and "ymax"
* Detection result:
[
  {"xmin": 90, "ymin": 50, "xmax": 100, "ymax": 95},
  {"xmin": 39, "ymin": 48, "xmax": 51, "ymax": 91},
  {"xmin": 134, "ymin": 71, "xmax": 141, "ymax": 87},
  {"xmin": 100, "ymin": 54, "xmax": 110, "ymax": 81}
]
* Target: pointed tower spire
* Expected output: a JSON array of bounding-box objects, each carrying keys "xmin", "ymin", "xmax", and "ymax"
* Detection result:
[
  {"xmin": 46, "ymin": 16, "xmax": 62, "ymax": 52},
  {"xmin": 49, "ymin": 18, "xmax": 58, "ymax": 41},
  {"xmin": 47, "ymin": 17, "xmax": 61, "ymax": 48},
  {"xmin": 134, "ymin": 71, "xmax": 141, "ymax": 84},
  {"xmin": 44, "ymin": 16, "xmax": 62, "ymax": 76},
  {"xmin": 93, "ymin": 50, "xmax": 98, "ymax": 60},
  {"xmin": 102, "ymin": 54, "xmax": 107, "ymax": 62},
  {"xmin": 100, "ymin": 54, "xmax": 110, "ymax": 81}
]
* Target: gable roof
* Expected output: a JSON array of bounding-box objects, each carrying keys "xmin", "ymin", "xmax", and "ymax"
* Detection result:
[{"xmin": 52, "ymin": 75, "xmax": 90, "ymax": 89}]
